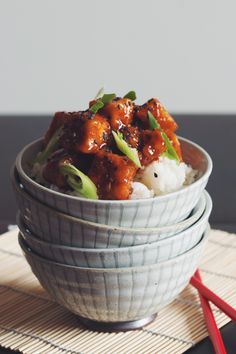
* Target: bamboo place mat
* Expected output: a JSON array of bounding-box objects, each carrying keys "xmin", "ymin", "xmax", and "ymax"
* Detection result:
[{"xmin": 0, "ymin": 229, "xmax": 236, "ymax": 354}]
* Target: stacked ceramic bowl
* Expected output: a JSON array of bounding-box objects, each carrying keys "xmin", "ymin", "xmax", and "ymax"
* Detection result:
[{"xmin": 12, "ymin": 137, "xmax": 213, "ymax": 330}]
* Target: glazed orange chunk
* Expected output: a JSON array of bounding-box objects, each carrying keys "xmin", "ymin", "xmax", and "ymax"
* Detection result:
[
  {"xmin": 61, "ymin": 112, "xmax": 111, "ymax": 154},
  {"xmin": 44, "ymin": 111, "xmax": 74, "ymax": 146},
  {"xmin": 120, "ymin": 125, "xmax": 140, "ymax": 149},
  {"xmin": 102, "ymin": 98, "xmax": 134, "ymax": 130},
  {"xmin": 134, "ymin": 98, "xmax": 178, "ymax": 132},
  {"xmin": 139, "ymin": 129, "xmax": 166, "ymax": 166},
  {"xmin": 88, "ymin": 151, "xmax": 138, "ymax": 200}
]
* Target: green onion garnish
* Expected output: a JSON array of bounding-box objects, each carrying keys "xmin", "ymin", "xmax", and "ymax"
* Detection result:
[
  {"xmin": 60, "ymin": 163, "xmax": 98, "ymax": 199},
  {"xmin": 35, "ymin": 126, "xmax": 63, "ymax": 165},
  {"xmin": 90, "ymin": 92, "xmax": 116, "ymax": 114},
  {"xmin": 124, "ymin": 91, "xmax": 137, "ymax": 101},
  {"xmin": 162, "ymin": 134, "xmax": 180, "ymax": 161},
  {"xmin": 101, "ymin": 93, "xmax": 116, "ymax": 104},
  {"xmin": 94, "ymin": 87, "xmax": 104, "ymax": 100},
  {"xmin": 147, "ymin": 111, "xmax": 179, "ymax": 162},
  {"xmin": 90, "ymin": 100, "xmax": 104, "ymax": 114},
  {"xmin": 112, "ymin": 131, "xmax": 141, "ymax": 168},
  {"xmin": 147, "ymin": 111, "xmax": 161, "ymax": 130}
]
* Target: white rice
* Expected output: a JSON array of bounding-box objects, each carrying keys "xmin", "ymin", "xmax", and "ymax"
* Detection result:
[
  {"xmin": 132, "ymin": 156, "xmax": 197, "ymax": 199},
  {"xmin": 130, "ymin": 182, "xmax": 154, "ymax": 200}
]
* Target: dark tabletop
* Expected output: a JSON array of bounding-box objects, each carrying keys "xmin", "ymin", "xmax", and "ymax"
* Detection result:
[{"xmin": 0, "ymin": 114, "xmax": 236, "ymax": 353}]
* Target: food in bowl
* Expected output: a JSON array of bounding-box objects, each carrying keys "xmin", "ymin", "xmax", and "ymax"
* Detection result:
[{"xmin": 31, "ymin": 90, "xmax": 197, "ymax": 200}]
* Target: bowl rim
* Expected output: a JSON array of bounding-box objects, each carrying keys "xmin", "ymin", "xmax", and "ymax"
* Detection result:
[
  {"xmin": 15, "ymin": 136, "xmax": 213, "ymax": 205},
  {"xmin": 17, "ymin": 196, "xmax": 210, "ymax": 252},
  {"xmin": 19, "ymin": 225, "xmax": 209, "ymax": 273},
  {"xmin": 13, "ymin": 167, "xmax": 210, "ymax": 234}
]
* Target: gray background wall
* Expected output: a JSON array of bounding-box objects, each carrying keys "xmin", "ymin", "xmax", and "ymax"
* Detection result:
[{"xmin": 0, "ymin": 0, "xmax": 236, "ymax": 114}]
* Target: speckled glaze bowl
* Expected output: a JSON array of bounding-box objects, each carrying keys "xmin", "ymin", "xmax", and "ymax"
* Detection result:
[
  {"xmin": 19, "ymin": 228, "xmax": 209, "ymax": 325},
  {"xmin": 18, "ymin": 206, "xmax": 210, "ymax": 267},
  {"xmin": 12, "ymin": 169, "xmax": 210, "ymax": 248},
  {"xmin": 15, "ymin": 137, "xmax": 212, "ymax": 228}
]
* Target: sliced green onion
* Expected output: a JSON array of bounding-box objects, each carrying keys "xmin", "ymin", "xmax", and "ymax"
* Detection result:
[
  {"xmin": 124, "ymin": 91, "xmax": 137, "ymax": 101},
  {"xmin": 162, "ymin": 133, "xmax": 180, "ymax": 161},
  {"xmin": 90, "ymin": 92, "xmax": 116, "ymax": 114},
  {"xmin": 90, "ymin": 100, "xmax": 104, "ymax": 114},
  {"xmin": 60, "ymin": 163, "xmax": 98, "ymax": 200},
  {"xmin": 147, "ymin": 111, "xmax": 161, "ymax": 130},
  {"xmin": 112, "ymin": 131, "xmax": 141, "ymax": 168},
  {"xmin": 101, "ymin": 93, "xmax": 116, "ymax": 104},
  {"xmin": 94, "ymin": 87, "xmax": 104, "ymax": 100},
  {"xmin": 147, "ymin": 111, "xmax": 179, "ymax": 162},
  {"xmin": 35, "ymin": 126, "xmax": 63, "ymax": 165}
]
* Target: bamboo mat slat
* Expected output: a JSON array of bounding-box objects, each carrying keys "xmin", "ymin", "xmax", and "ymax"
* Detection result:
[{"xmin": 0, "ymin": 229, "xmax": 236, "ymax": 354}]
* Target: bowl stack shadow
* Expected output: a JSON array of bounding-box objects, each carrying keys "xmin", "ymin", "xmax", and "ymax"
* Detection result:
[{"xmin": 12, "ymin": 137, "xmax": 213, "ymax": 331}]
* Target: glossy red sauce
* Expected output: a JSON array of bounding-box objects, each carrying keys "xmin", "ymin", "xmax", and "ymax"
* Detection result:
[{"xmin": 42, "ymin": 96, "xmax": 182, "ymax": 199}]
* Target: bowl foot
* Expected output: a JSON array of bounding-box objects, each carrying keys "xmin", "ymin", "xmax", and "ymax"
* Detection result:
[{"xmin": 78, "ymin": 313, "xmax": 157, "ymax": 332}]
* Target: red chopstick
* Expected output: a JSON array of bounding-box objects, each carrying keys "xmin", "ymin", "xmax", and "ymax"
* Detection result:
[
  {"xmin": 191, "ymin": 270, "xmax": 236, "ymax": 322},
  {"xmin": 192, "ymin": 270, "xmax": 226, "ymax": 354}
]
